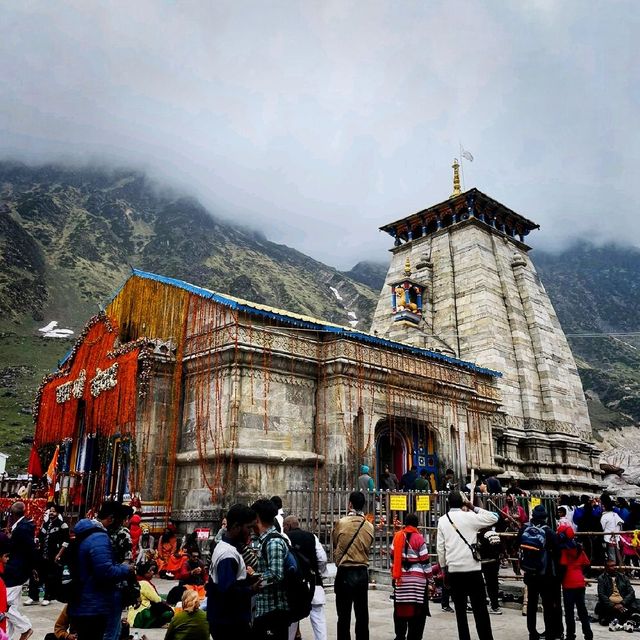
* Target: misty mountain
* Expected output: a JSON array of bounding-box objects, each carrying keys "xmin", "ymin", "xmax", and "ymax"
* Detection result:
[{"xmin": 0, "ymin": 162, "xmax": 380, "ymax": 470}]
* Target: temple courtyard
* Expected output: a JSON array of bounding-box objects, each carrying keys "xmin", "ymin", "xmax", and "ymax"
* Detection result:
[{"xmin": 23, "ymin": 579, "xmax": 616, "ymax": 640}]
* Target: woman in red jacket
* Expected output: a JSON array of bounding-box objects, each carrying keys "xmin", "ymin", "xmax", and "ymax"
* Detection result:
[{"xmin": 558, "ymin": 524, "xmax": 593, "ymax": 640}]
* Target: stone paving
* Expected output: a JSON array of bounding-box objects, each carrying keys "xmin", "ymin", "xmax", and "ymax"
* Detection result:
[{"xmin": 18, "ymin": 579, "xmax": 617, "ymax": 640}]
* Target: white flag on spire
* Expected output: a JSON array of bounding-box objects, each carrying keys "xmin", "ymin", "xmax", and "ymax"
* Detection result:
[{"xmin": 461, "ymin": 148, "xmax": 474, "ymax": 162}]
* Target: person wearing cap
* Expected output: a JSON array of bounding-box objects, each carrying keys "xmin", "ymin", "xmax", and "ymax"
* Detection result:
[
  {"xmin": 557, "ymin": 523, "xmax": 592, "ymax": 640},
  {"xmin": 518, "ymin": 504, "xmax": 562, "ymax": 640}
]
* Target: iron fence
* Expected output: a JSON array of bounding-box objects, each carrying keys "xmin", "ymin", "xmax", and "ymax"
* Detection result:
[{"xmin": 286, "ymin": 488, "xmax": 559, "ymax": 572}]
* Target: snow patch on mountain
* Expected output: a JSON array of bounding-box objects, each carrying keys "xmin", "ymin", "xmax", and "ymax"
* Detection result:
[{"xmin": 39, "ymin": 321, "xmax": 74, "ymax": 338}]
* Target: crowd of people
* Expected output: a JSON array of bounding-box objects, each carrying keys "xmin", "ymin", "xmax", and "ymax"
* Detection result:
[{"xmin": 0, "ymin": 487, "xmax": 636, "ymax": 640}]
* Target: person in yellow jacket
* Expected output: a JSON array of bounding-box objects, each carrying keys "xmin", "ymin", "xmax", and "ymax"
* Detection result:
[{"xmin": 128, "ymin": 563, "xmax": 174, "ymax": 629}]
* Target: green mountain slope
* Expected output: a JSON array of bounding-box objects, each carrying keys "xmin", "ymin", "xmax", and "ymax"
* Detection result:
[
  {"xmin": 534, "ymin": 243, "xmax": 640, "ymax": 435},
  {"xmin": 0, "ymin": 162, "xmax": 379, "ymax": 472}
]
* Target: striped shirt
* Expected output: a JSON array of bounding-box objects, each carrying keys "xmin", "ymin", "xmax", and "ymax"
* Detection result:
[{"xmin": 391, "ymin": 529, "xmax": 432, "ymax": 604}]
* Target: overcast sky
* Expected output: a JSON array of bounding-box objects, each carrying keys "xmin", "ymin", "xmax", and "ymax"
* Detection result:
[{"xmin": 1, "ymin": 1, "xmax": 638, "ymax": 269}]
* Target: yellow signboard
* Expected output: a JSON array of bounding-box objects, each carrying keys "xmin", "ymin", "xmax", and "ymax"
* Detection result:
[
  {"xmin": 416, "ymin": 495, "xmax": 431, "ymax": 512},
  {"xmin": 389, "ymin": 494, "xmax": 408, "ymax": 511},
  {"xmin": 529, "ymin": 497, "xmax": 541, "ymax": 510}
]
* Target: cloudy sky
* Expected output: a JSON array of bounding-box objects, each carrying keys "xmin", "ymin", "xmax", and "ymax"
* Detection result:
[{"xmin": 1, "ymin": 1, "xmax": 638, "ymax": 268}]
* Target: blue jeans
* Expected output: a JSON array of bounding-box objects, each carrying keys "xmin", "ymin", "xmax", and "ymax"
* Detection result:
[{"xmin": 103, "ymin": 592, "xmax": 123, "ymax": 640}]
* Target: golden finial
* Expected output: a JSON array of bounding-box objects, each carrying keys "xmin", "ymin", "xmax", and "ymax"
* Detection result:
[
  {"xmin": 450, "ymin": 158, "xmax": 461, "ymax": 198},
  {"xmin": 404, "ymin": 255, "xmax": 412, "ymax": 277}
]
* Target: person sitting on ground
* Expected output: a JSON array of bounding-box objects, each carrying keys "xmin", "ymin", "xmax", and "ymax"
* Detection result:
[
  {"xmin": 127, "ymin": 562, "xmax": 174, "ymax": 630},
  {"xmin": 137, "ymin": 525, "xmax": 156, "ymax": 566},
  {"xmin": 156, "ymin": 525, "xmax": 181, "ymax": 578},
  {"xmin": 167, "ymin": 550, "xmax": 208, "ymax": 605},
  {"xmin": 595, "ymin": 559, "xmax": 640, "ymax": 626},
  {"xmin": 182, "ymin": 532, "xmax": 200, "ymax": 556},
  {"xmin": 43, "ymin": 604, "xmax": 77, "ymax": 640},
  {"xmin": 164, "ymin": 589, "xmax": 209, "ymax": 640}
]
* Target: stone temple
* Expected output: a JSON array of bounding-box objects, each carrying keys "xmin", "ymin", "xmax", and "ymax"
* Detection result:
[
  {"xmin": 30, "ymin": 165, "xmax": 600, "ymax": 527},
  {"xmin": 370, "ymin": 160, "xmax": 599, "ymax": 491}
]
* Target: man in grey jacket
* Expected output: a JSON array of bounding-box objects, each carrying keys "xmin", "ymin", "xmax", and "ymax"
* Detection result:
[{"xmin": 437, "ymin": 491, "xmax": 499, "ymax": 640}]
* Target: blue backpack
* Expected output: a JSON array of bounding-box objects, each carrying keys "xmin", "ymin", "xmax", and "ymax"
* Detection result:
[{"xmin": 519, "ymin": 523, "xmax": 549, "ymax": 574}]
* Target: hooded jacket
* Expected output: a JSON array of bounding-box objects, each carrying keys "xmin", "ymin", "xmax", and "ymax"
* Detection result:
[{"xmin": 67, "ymin": 519, "xmax": 130, "ymax": 617}]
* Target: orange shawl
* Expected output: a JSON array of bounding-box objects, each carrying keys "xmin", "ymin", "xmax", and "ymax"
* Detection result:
[{"xmin": 392, "ymin": 526, "xmax": 420, "ymax": 582}]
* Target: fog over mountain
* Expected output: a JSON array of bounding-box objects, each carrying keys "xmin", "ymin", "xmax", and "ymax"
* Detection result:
[{"xmin": 1, "ymin": 1, "xmax": 638, "ymax": 268}]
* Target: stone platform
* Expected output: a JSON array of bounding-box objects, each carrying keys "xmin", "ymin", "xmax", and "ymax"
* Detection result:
[{"xmin": 20, "ymin": 578, "xmax": 616, "ymax": 640}]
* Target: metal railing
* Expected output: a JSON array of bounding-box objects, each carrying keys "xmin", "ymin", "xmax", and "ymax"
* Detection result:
[{"xmin": 286, "ymin": 488, "xmax": 559, "ymax": 572}]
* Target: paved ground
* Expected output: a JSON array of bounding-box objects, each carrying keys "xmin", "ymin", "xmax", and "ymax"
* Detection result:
[{"xmin": 17, "ymin": 579, "xmax": 615, "ymax": 640}]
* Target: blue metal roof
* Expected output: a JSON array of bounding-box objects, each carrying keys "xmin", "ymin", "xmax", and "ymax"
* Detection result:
[{"xmin": 125, "ymin": 268, "xmax": 502, "ymax": 378}]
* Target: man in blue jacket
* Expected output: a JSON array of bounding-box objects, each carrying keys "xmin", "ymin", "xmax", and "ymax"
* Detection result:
[
  {"xmin": 67, "ymin": 502, "xmax": 133, "ymax": 640},
  {"xmin": 5, "ymin": 501, "xmax": 35, "ymax": 640}
]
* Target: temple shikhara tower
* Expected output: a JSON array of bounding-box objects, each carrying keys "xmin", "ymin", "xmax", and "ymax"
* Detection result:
[{"xmin": 371, "ymin": 160, "xmax": 599, "ymax": 489}]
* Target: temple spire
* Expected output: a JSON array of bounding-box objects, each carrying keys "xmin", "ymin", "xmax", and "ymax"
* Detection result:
[
  {"xmin": 404, "ymin": 255, "xmax": 412, "ymax": 276},
  {"xmin": 450, "ymin": 158, "xmax": 461, "ymax": 198}
]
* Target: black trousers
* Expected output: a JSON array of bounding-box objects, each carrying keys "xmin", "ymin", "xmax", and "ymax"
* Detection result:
[
  {"xmin": 253, "ymin": 610, "xmax": 289, "ymax": 640},
  {"xmin": 335, "ymin": 565, "xmax": 369, "ymax": 640},
  {"xmin": 448, "ymin": 570, "xmax": 494, "ymax": 640},
  {"xmin": 212, "ymin": 621, "xmax": 252, "ymax": 640},
  {"xmin": 563, "ymin": 588, "xmax": 593, "ymax": 640},
  {"xmin": 393, "ymin": 607, "xmax": 428, "ymax": 640},
  {"xmin": 481, "ymin": 561, "xmax": 500, "ymax": 610},
  {"xmin": 524, "ymin": 575, "xmax": 563, "ymax": 640},
  {"xmin": 70, "ymin": 614, "xmax": 108, "ymax": 640}
]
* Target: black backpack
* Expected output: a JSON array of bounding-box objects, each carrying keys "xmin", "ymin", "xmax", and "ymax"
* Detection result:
[
  {"xmin": 58, "ymin": 526, "xmax": 104, "ymax": 603},
  {"xmin": 261, "ymin": 532, "xmax": 314, "ymax": 623}
]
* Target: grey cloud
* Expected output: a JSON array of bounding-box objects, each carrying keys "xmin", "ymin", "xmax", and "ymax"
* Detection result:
[{"xmin": 1, "ymin": 0, "xmax": 638, "ymax": 268}]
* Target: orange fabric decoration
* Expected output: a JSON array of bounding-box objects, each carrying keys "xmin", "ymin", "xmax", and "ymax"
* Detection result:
[{"xmin": 34, "ymin": 317, "xmax": 141, "ymax": 447}]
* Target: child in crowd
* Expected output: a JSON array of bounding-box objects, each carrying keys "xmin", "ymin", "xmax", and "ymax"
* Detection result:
[{"xmin": 558, "ymin": 524, "xmax": 592, "ymax": 640}]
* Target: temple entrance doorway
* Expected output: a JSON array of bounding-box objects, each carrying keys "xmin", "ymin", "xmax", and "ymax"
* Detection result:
[{"xmin": 375, "ymin": 418, "xmax": 439, "ymax": 490}]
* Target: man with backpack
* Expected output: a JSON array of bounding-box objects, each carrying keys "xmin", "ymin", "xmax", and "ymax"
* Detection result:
[
  {"xmin": 518, "ymin": 504, "xmax": 563, "ymax": 640},
  {"xmin": 251, "ymin": 498, "xmax": 291, "ymax": 640},
  {"xmin": 332, "ymin": 491, "xmax": 375, "ymax": 640},
  {"xmin": 284, "ymin": 515, "xmax": 327, "ymax": 640},
  {"xmin": 66, "ymin": 501, "xmax": 134, "ymax": 640},
  {"xmin": 436, "ymin": 491, "xmax": 498, "ymax": 640}
]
